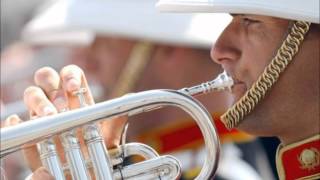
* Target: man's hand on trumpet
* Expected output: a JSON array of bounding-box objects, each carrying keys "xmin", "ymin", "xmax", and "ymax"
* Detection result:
[
  {"xmin": 15, "ymin": 65, "xmax": 127, "ymax": 178},
  {"xmin": 29, "ymin": 167, "xmax": 55, "ymax": 180},
  {"xmin": 1, "ymin": 115, "xmax": 54, "ymax": 180}
]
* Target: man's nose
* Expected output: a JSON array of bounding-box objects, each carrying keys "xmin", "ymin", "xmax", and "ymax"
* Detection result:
[{"xmin": 210, "ymin": 25, "xmax": 241, "ymax": 66}]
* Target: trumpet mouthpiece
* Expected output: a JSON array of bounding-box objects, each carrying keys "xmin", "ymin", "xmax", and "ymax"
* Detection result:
[
  {"xmin": 180, "ymin": 71, "xmax": 234, "ymax": 96},
  {"xmin": 211, "ymin": 71, "xmax": 234, "ymax": 92}
]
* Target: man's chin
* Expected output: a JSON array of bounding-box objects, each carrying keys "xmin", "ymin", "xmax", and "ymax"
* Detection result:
[
  {"xmin": 235, "ymin": 119, "xmax": 263, "ymax": 136},
  {"xmin": 231, "ymin": 84, "xmax": 247, "ymax": 102},
  {"xmin": 235, "ymin": 115, "xmax": 274, "ymax": 137}
]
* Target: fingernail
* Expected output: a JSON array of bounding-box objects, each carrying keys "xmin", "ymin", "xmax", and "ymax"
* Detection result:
[
  {"xmin": 42, "ymin": 106, "xmax": 56, "ymax": 116},
  {"xmin": 6, "ymin": 115, "xmax": 22, "ymax": 125},
  {"xmin": 67, "ymin": 78, "xmax": 81, "ymax": 92}
]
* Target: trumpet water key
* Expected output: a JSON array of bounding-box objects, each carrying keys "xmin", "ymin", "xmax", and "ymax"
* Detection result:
[{"xmin": 1, "ymin": 71, "xmax": 234, "ymax": 180}]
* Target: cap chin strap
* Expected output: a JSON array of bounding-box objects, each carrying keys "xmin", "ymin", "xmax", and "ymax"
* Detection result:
[
  {"xmin": 110, "ymin": 41, "xmax": 154, "ymax": 98},
  {"xmin": 108, "ymin": 41, "xmax": 154, "ymax": 148},
  {"xmin": 221, "ymin": 21, "xmax": 311, "ymax": 129}
]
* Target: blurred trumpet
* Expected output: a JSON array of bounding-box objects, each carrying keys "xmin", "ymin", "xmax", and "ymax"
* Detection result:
[{"xmin": 1, "ymin": 71, "xmax": 233, "ymax": 180}]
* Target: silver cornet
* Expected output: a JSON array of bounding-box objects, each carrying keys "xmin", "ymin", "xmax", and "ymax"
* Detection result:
[{"xmin": 1, "ymin": 71, "xmax": 233, "ymax": 180}]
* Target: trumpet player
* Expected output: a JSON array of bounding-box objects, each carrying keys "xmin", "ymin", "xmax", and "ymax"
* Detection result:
[
  {"xmin": 157, "ymin": 0, "xmax": 320, "ymax": 179},
  {"xmin": 0, "ymin": 0, "xmax": 271, "ymax": 179}
]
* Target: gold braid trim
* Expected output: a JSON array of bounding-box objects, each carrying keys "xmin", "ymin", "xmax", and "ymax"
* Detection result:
[
  {"xmin": 110, "ymin": 41, "xmax": 154, "ymax": 97},
  {"xmin": 221, "ymin": 21, "xmax": 311, "ymax": 129}
]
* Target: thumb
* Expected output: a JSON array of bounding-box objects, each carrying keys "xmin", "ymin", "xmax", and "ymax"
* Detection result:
[{"xmin": 31, "ymin": 167, "xmax": 55, "ymax": 180}]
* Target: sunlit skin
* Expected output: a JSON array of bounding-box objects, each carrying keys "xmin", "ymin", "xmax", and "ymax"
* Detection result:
[
  {"xmin": 211, "ymin": 15, "xmax": 320, "ymax": 145},
  {"xmin": 30, "ymin": 167, "xmax": 55, "ymax": 180}
]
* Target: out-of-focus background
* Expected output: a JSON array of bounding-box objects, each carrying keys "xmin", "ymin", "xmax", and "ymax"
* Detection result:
[
  {"xmin": 0, "ymin": 0, "xmax": 280, "ymax": 179},
  {"xmin": 1, "ymin": 0, "xmax": 71, "ymax": 119},
  {"xmin": 1, "ymin": 1, "xmax": 72, "ymax": 179}
]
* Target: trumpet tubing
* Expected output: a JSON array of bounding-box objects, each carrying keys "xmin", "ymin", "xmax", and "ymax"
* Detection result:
[{"xmin": 0, "ymin": 71, "xmax": 233, "ymax": 180}]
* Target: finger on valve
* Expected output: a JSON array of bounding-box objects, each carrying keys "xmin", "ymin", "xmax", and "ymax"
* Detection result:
[
  {"xmin": 60, "ymin": 65, "xmax": 95, "ymax": 109},
  {"xmin": 22, "ymin": 86, "xmax": 58, "ymax": 171},
  {"xmin": 24, "ymin": 167, "xmax": 55, "ymax": 180},
  {"xmin": 1, "ymin": 114, "xmax": 22, "ymax": 128}
]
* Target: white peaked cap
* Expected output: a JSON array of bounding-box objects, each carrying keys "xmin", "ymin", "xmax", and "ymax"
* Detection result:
[
  {"xmin": 156, "ymin": 0, "xmax": 320, "ymax": 24},
  {"xmin": 22, "ymin": 0, "xmax": 232, "ymax": 48}
]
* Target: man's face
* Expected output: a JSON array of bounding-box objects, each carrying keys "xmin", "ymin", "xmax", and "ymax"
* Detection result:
[
  {"xmin": 70, "ymin": 35, "xmax": 230, "ymax": 113},
  {"xmin": 211, "ymin": 15, "xmax": 319, "ymax": 136},
  {"xmin": 212, "ymin": 15, "xmax": 290, "ymax": 102},
  {"xmin": 77, "ymin": 36, "xmax": 136, "ymax": 96},
  {"xmin": 80, "ymin": 36, "xmax": 223, "ymax": 93}
]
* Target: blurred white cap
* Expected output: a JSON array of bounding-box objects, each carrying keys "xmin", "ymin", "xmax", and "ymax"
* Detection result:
[
  {"xmin": 22, "ymin": 0, "xmax": 232, "ymax": 48},
  {"xmin": 156, "ymin": 0, "xmax": 320, "ymax": 24}
]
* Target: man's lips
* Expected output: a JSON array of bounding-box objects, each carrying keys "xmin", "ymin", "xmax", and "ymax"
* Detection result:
[
  {"xmin": 223, "ymin": 69, "xmax": 248, "ymax": 95},
  {"xmin": 230, "ymin": 77, "xmax": 248, "ymax": 95}
]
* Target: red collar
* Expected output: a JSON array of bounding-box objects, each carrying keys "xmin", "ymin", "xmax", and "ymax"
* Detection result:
[{"xmin": 276, "ymin": 135, "xmax": 320, "ymax": 180}]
